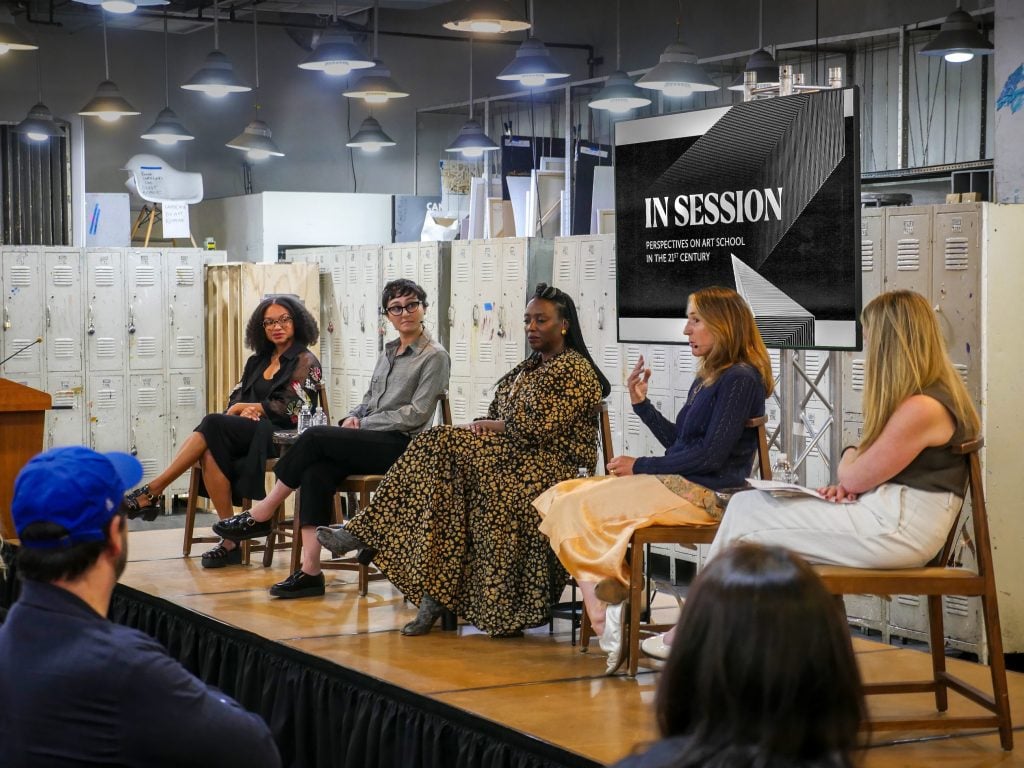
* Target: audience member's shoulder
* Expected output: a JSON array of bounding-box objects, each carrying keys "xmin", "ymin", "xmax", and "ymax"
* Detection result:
[{"xmin": 611, "ymin": 736, "xmax": 692, "ymax": 768}]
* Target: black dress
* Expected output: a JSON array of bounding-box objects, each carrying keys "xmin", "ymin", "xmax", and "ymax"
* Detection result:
[{"xmin": 195, "ymin": 343, "xmax": 321, "ymax": 504}]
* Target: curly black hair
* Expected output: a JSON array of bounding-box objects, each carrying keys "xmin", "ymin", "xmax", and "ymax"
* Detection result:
[
  {"xmin": 531, "ymin": 283, "xmax": 612, "ymax": 398},
  {"xmin": 244, "ymin": 295, "xmax": 320, "ymax": 354}
]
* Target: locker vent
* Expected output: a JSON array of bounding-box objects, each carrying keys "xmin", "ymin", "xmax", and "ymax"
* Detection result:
[
  {"xmin": 175, "ymin": 266, "xmax": 195, "ymax": 286},
  {"xmin": 53, "ymin": 338, "xmax": 75, "ymax": 358},
  {"xmin": 582, "ymin": 257, "xmax": 600, "ymax": 282},
  {"xmin": 770, "ymin": 349, "xmax": 781, "ymax": 377},
  {"xmin": 601, "ymin": 345, "xmax": 619, "ymax": 370},
  {"xmin": 555, "ymin": 260, "xmax": 573, "ymax": 283},
  {"xmin": 502, "ymin": 258, "xmax": 520, "ymax": 283},
  {"xmin": 332, "ymin": 337, "xmax": 343, "ymax": 355},
  {"xmin": 175, "ymin": 386, "xmax": 198, "ymax": 408},
  {"xmin": 8, "ymin": 265, "xmax": 32, "ymax": 286},
  {"xmin": 52, "ymin": 389, "xmax": 78, "ymax": 408},
  {"xmin": 677, "ymin": 349, "xmax": 694, "ymax": 374},
  {"xmin": 175, "ymin": 336, "xmax": 197, "ymax": 357},
  {"xmin": 896, "ymin": 239, "xmax": 920, "ymax": 271},
  {"xmin": 363, "ymin": 338, "xmax": 377, "ymax": 358},
  {"xmin": 943, "ymin": 595, "xmax": 971, "ymax": 618},
  {"xmin": 896, "ymin": 595, "xmax": 920, "ymax": 607},
  {"xmin": 94, "ymin": 265, "xmax": 116, "ymax": 287},
  {"xmin": 140, "ymin": 458, "xmax": 159, "ymax": 477},
  {"xmin": 453, "ymin": 341, "xmax": 469, "ymax": 364},
  {"xmin": 347, "ymin": 263, "xmax": 359, "ymax": 283},
  {"xmin": 860, "ymin": 239, "xmax": 874, "ymax": 271},
  {"xmin": 804, "ymin": 352, "xmax": 822, "ymax": 379},
  {"xmin": 851, "ymin": 359, "xmax": 865, "ymax": 390},
  {"xmin": 503, "ymin": 343, "xmax": 520, "ymax": 368},
  {"xmin": 363, "ymin": 263, "xmax": 377, "ymax": 283},
  {"xmin": 10, "ymin": 338, "xmax": 35, "ymax": 358},
  {"xmin": 402, "ymin": 259, "xmax": 416, "ymax": 280},
  {"xmin": 454, "ymin": 259, "xmax": 471, "ymax": 284},
  {"xmin": 479, "ymin": 341, "xmax": 495, "ymax": 364},
  {"xmin": 332, "ymin": 265, "xmax": 344, "ymax": 282},
  {"xmin": 137, "ymin": 387, "xmax": 159, "ymax": 409},
  {"xmin": 649, "ymin": 348, "xmax": 669, "ymax": 373},
  {"xmin": 607, "ymin": 253, "xmax": 616, "ymax": 281},
  {"xmin": 51, "ymin": 265, "xmax": 74, "ymax": 286},
  {"xmin": 134, "ymin": 265, "xmax": 157, "ymax": 287},
  {"xmin": 136, "ymin": 337, "xmax": 158, "ymax": 357},
  {"xmin": 96, "ymin": 338, "xmax": 116, "ymax": 357},
  {"xmin": 97, "ymin": 388, "xmax": 118, "ymax": 407},
  {"xmin": 478, "ymin": 258, "xmax": 497, "ymax": 283},
  {"xmin": 944, "ymin": 237, "xmax": 969, "ymax": 270},
  {"xmin": 954, "ymin": 363, "xmax": 969, "ymax": 385}
]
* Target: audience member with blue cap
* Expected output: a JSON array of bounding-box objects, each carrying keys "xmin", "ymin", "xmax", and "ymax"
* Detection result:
[{"xmin": 0, "ymin": 446, "xmax": 282, "ymax": 768}]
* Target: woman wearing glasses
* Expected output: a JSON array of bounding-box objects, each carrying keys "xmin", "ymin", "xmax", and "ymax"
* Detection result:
[
  {"xmin": 123, "ymin": 296, "xmax": 322, "ymax": 568},
  {"xmin": 212, "ymin": 280, "xmax": 450, "ymax": 595}
]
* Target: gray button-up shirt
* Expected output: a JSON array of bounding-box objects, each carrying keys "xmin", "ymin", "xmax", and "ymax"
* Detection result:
[{"xmin": 349, "ymin": 329, "xmax": 450, "ymax": 435}]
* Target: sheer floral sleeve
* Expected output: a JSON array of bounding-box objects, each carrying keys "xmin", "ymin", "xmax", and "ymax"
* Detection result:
[{"xmin": 263, "ymin": 349, "xmax": 322, "ymax": 428}]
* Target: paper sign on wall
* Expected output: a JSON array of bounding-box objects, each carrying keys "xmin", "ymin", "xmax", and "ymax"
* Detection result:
[{"xmin": 162, "ymin": 201, "xmax": 191, "ymax": 238}]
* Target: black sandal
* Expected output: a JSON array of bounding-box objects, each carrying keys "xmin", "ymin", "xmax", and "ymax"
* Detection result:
[
  {"xmin": 123, "ymin": 485, "xmax": 161, "ymax": 521},
  {"xmin": 200, "ymin": 542, "xmax": 243, "ymax": 569}
]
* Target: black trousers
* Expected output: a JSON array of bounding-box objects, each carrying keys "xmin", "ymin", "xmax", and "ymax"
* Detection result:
[{"xmin": 273, "ymin": 425, "xmax": 410, "ymax": 527}]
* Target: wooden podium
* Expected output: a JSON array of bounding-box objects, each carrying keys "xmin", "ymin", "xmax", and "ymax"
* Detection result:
[{"xmin": 0, "ymin": 379, "xmax": 51, "ymax": 540}]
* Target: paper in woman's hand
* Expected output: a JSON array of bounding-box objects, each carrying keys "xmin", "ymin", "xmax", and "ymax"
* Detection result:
[{"xmin": 747, "ymin": 478, "xmax": 855, "ymax": 503}]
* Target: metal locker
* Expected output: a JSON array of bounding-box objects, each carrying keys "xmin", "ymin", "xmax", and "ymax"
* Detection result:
[
  {"xmin": 88, "ymin": 374, "xmax": 127, "ymax": 453},
  {"xmin": 448, "ymin": 242, "xmax": 474, "ymax": 379},
  {"xmin": 167, "ymin": 250, "xmax": 205, "ymax": 371},
  {"xmin": 346, "ymin": 373, "xmax": 368, "ymax": 417},
  {"xmin": 843, "ymin": 594, "xmax": 889, "ymax": 641},
  {"xmin": 45, "ymin": 375, "xmax": 85, "ymax": 449},
  {"xmin": 577, "ymin": 237, "xmax": 608, "ymax": 364},
  {"xmin": 859, "ymin": 208, "xmax": 885, "ymax": 302},
  {"xmin": 340, "ymin": 248, "xmax": 362, "ymax": 373},
  {"xmin": 400, "ymin": 244, "xmax": 418, "ymax": 282},
  {"xmin": 620, "ymin": 342, "xmax": 648, "ymax": 389},
  {"xmin": 86, "ymin": 250, "xmax": 126, "ymax": 373},
  {"xmin": 129, "ymin": 373, "xmax": 167, "ymax": 484},
  {"xmin": 932, "ymin": 204, "xmax": 981, "ymax": 404},
  {"xmin": 417, "ymin": 243, "xmax": 441, "ymax": 323},
  {"xmin": 552, "ymin": 238, "xmax": 578, "ymax": 290},
  {"xmin": 329, "ymin": 371, "xmax": 347, "ymax": 421},
  {"xmin": 473, "ymin": 379, "xmax": 493, "ymax": 419},
  {"xmin": 671, "ymin": 344, "xmax": 696, "ymax": 395},
  {"xmin": 44, "ymin": 249, "xmax": 83, "ymax": 374},
  {"xmin": 166, "ymin": 371, "xmax": 205, "ymax": 496},
  {"xmin": 2, "ymin": 248, "xmax": 44, "ymax": 376},
  {"xmin": 883, "ymin": 205, "xmax": 932, "ymax": 296},
  {"xmin": 603, "ymin": 395, "xmax": 624, "ymax": 461},
  {"xmin": 4, "ymin": 374, "xmax": 43, "ymax": 392},
  {"xmin": 358, "ymin": 247, "xmax": 382, "ymax": 374},
  {"xmin": 471, "ymin": 240, "xmax": 501, "ymax": 383},
  {"xmin": 126, "ymin": 249, "xmax": 166, "ymax": 372},
  {"xmin": 381, "ymin": 244, "xmax": 402, "ymax": 284},
  {"xmin": 324, "ymin": 252, "xmax": 345, "ymax": 377},
  {"xmin": 447, "ymin": 378, "xmax": 474, "ymax": 425},
  {"xmin": 620, "ymin": 391, "xmax": 647, "ymax": 457},
  {"xmin": 647, "ymin": 345, "xmax": 672, "ymax": 389}
]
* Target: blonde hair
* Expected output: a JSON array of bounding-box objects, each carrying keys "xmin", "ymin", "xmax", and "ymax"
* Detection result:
[
  {"xmin": 690, "ymin": 286, "xmax": 774, "ymax": 397},
  {"xmin": 859, "ymin": 290, "xmax": 979, "ymax": 450}
]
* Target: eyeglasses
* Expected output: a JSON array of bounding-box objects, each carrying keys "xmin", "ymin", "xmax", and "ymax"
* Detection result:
[
  {"xmin": 384, "ymin": 301, "xmax": 422, "ymax": 316},
  {"xmin": 262, "ymin": 316, "xmax": 293, "ymax": 329}
]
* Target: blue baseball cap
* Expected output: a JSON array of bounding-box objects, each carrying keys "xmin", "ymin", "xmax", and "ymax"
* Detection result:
[{"xmin": 12, "ymin": 446, "xmax": 143, "ymax": 548}]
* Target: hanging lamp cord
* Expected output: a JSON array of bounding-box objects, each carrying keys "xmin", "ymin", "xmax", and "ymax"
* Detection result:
[
  {"xmin": 163, "ymin": 11, "xmax": 170, "ymax": 106},
  {"xmin": 102, "ymin": 11, "xmax": 110, "ymax": 79}
]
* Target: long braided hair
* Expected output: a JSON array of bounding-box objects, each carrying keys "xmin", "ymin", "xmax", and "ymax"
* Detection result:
[{"xmin": 532, "ymin": 283, "xmax": 612, "ymax": 398}]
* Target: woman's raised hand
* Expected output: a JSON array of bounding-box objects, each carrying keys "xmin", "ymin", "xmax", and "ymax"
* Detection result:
[
  {"xmin": 627, "ymin": 355, "xmax": 652, "ymax": 405},
  {"xmin": 467, "ymin": 419, "xmax": 506, "ymax": 435}
]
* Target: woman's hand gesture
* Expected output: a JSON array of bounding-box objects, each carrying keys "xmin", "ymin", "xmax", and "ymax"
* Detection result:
[{"xmin": 627, "ymin": 355, "xmax": 652, "ymax": 405}]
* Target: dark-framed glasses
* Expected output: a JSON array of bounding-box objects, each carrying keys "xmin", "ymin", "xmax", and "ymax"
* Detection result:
[
  {"xmin": 384, "ymin": 301, "xmax": 423, "ymax": 316},
  {"xmin": 262, "ymin": 316, "xmax": 293, "ymax": 329}
]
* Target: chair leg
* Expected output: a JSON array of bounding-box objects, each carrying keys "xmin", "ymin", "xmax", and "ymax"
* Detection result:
[
  {"xmin": 627, "ymin": 543, "xmax": 644, "ymax": 677},
  {"xmin": 580, "ymin": 603, "xmax": 593, "ymax": 651},
  {"xmin": 289, "ymin": 493, "xmax": 302, "ymax": 573},
  {"xmin": 358, "ymin": 563, "xmax": 368, "ymax": 596},
  {"xmin": 980, "ymin": 592, "xmax": 1014, "ymax": 750},
  {"xmin": 926, "ymin": 595, "xmax": 948, "ymax": 712},
  {"xmin": 183, "ymin": 464, "xmax": 201, "ymax": 557}
]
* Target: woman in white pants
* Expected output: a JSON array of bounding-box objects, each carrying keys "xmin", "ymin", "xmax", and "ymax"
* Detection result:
[{"xmin": 643, "ymin": 289, "xmax": 981, "ymax": 659}]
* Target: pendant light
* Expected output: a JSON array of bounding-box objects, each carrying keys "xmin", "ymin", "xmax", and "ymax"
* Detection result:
[
  {"xmin": 589, "ymin": 0, "xmax": 651, "ymax": 113},
  {"xmin": 0, "ymin": 7, "xmax": 38, "ymax": 54},
  {"xmin": 227, "ymin": 8, "xmax": 283, "ymax": 161},
  {"xmin": 141, "ymin": 13, "xmax": 194, "ymax": 144},
  {"xmin": 78, "ymin": 11, "xmax": 140, "ymax": 122},
  {"xmin": 15, "ymin": 50, "xmax": 62, "ymax": 142},
  {"xmin": 181, "ymin": 0, "xmax": 251, "ymax": 97},
  {"xmin": 299, "ymin": 0, "xmax": 373, "ymax": 77},
  {"xmin": 343, "ymin": 0, "xmax": 409, "ymax": 103},
  {"xmin": 442, "ymin": 0, "xmax": 531, "ymax": 34},
  {"xmin": 72, "ymin": 0, "xmax": 168, "ymax": 16},
  {"xmin": 447, "ymin": 36, "xmax": 498, "ymax": 159},
  {"xmin": 920, "ymin": 3, "xmax": 993, "ymax": 63},
  {"xmin": 496, "ymin": 0, "xmax": 569, "ymax": 88},
  {"xmin": 727, "ymin": 0, "xmax": 779, "ymax": 91},
  {"xmin": 635, "ymin": 1, "xmax": 718, "ymax": 98},
  {"xmin": 347, "ymin": 116, "xmax": 396, "ymax": 153}
]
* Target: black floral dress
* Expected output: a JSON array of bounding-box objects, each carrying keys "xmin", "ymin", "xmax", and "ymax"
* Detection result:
[{"xmin": 346, "ymin": 348, "xmax": 603, "ymax": 636}]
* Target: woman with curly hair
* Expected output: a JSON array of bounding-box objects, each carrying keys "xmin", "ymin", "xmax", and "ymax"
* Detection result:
[{"xmin": 124, "ymin": 296, "xmax": 321, "ymax": 568}]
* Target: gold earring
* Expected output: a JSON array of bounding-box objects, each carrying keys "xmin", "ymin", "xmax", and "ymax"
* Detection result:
[{"xmin": 561, "ymin": 328, "xmax": 567, "ymax": 336}]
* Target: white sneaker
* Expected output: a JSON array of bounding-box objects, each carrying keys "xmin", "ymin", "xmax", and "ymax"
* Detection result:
[
  {"xmin": 600, "ymin": 602, "xmax": 625, "ymax": 674},
  {"xmin": 640, "ymin": 632, "xmax": 672, "ymax": 661}
]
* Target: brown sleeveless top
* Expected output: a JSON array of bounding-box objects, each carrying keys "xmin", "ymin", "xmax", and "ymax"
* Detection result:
[{"xmin": 889, "ymin": 385, "xmax": 971, "ymax": 495}]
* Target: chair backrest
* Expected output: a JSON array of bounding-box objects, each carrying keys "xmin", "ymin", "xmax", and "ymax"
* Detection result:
[
  {"xmin": 437, "ymin": 390, "xmax": 453, "ymax": 426},
  {"xmin": 746, "ymin": 415, "xmax": 772, "ymax": 480},
  {"xmin": 597, "ymin": 401, "xmax": 614, "ymax": 471},
  {"xmin": 316, "ymin": 380, "xmax": 331, "ymax": 423},
  {"xmin": 932, "ymin": 437, "xmax": 986, "ymax": 568}
]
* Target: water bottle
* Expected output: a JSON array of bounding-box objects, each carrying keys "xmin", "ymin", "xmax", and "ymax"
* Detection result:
[
  {"xmin": 313, "ymin": 406, "xmax": 327, "ymax": 427},
  {"xmin": 772, "ymin": 453, "xmax": 797, "ymax": 484},
  {"xmin": 298, "ymin": 404, "xmax": 312, "ymax": 433}
]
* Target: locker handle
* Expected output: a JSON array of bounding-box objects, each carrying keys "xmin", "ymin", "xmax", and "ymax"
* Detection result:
[
  {"xmin": 45, "ymin": 304, "xmax": 51, "ymax": 328},
  {"xmin": 359, "ymin": 305, "xmax": 365, "ymax": 333},
  {"xmin": 87, "ymin": 304, "xmax": 96, "ymax": 335},
  {"xmin": 342, "ymin": 305, "xmax": 349, "ymax": 324},
  {"xmin": 171, "ymin": 426, "xmax": 177, "ymax": 444},
  {"xmin": 129, "ymin": 428, "xmax": 138, "ymax": 456},
  {"xmin": 3, "ymin": 305, "xmax": 9, "ymax": 330},
  {"xmin": 472, "ymin": 304, "xmax": 480, "ymax": 327},
  {"xmin": 127, "ymin": 303, "xmax": 136, "ymax": 335},
  {"xmin": 169, "ymin": 306, "xmax": 174, "ymax": 326},
  {"xmin": 496, "ymin": 306, "xmax": 505, "ymax": 338},
  {"xmin": 598, "ymin": 306, "xmax": 605, "ymax": 331},
  {"xmin": 447, "ymin": 306, "xmax": 455, "ymax": 327}
]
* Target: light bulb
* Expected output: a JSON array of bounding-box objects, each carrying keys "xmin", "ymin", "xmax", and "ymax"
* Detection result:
[
  {"xmin": 154, "ymin": 135, "xmax": 182, "ymax": 145},
  {"xmin": 662, "ymin": 83, "xmax": 693, "ymax": 98},
  {"xmin": 462, "ymin": 147, "xmax": 484, "ymax": 158},
  {"xmin": 468, "ymin": 21, "xmax": 502, "ymax": 33},
  {"xmin": 247, "ymin": 148, "xmax": 271, "ymax": 160},
  {"xmin": 98, "ymin": 112, "xmax": 121, "ymax": 123},
  {"xmin": 203, "ymin": 84, "xmax": 232, "ymax": 98},
  {"xmin": 945, "ymin": 51, "xmax": 974, "ymax": 63},
  {"xmin": 26, "ymin": 132, "xmax": 48, "ymax": 142},
  {"xmin": 520, "ymin": 74, "xmax": 547, "ymax": 87},
  {"xmin": 606, "ymin": 101, "xmax": 634, "ymax": 114},
  {"xmin": 360, "ymin": 144, "xmax": 382, "ymax": 153},
  {"xmin": 102, "ymin": 0, "xmax": 137, "ymax": 12},
  {"xmin": 364, "ymin": 93, "xmax": 389, "ymax": 105},
  {"xmin": 323, "ymin": 62, "xmax": 352, "ymax": 77},
  {"xmin": 0, "ymin": 44, "xmax": 10, "ymax": 56}
]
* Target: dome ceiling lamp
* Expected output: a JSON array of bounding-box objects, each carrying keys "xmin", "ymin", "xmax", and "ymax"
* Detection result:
[
  {"xmin": 141, "ymin": 13, "xmax": 194, "ymax": 144},
  {"xmin": 347, "ymin": 116, "xmax": 397, "ymax": 153},
  {"xmin": 496, "ymin": 0, "xmax": 569, "ymax": 89},
  {"xmin": 727, "ymin": 0, "xmax": 780, "ymax": 91},
  {"xmin": 589, "ymin": 0, "xmax": 652, "ymax": 114},
  {"xmin": 447, "ymin": 35, "xmax": 498, "ymax": 159},
  {"xmin": 298, "ymin": 0, "xmax": 374, "ymax": 77},
  {"xmin": 920, "ymin": 2, "xmax": 993, "ymax": 64},
  {"xmin": 0, "ymin": 6, "xmax": 38, "ymax": 54},
  {"xmin": 227, "ymin": 8, "xmax": 283, "ymax": 161},
  {"xmin": 635, "ymin": 0, "xmax": 718, "ymax": 99},
  {"xmin": 14, "ymin": 50, "xmax": 63, "ymax": 142},
  {"xmin": 78, "ymin": 11, "xmax": 141, "ymax": 122},
  {"xmin": 343, "ymin": 0, "xmax": 409, "ymax": 104},
  {"xmin": 71, "ymin": 0, "xmax": 168, "ymax": 16},
  {"xmin": 442, "ymin": 0, "xmax": 531, "ymax": 34},
  {"xmin": 181, "ymin": 0, "xmax": 251, "ymax": 97}
]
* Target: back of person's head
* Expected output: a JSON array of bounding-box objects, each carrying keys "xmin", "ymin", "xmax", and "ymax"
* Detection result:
[
  {"xmin": 656, "ymin": 544, "xmax": 864, "ymax": 768},
  {"xmin": 859, "ymin": 290, "xmax": 979, "ymax": 449},
  {"xmin": 531, "ymin": 283, "xmax": 611, "ymax": 397},
  {"xmin": 13, "ymin": 447, "xmax": 142, "ymax": 583},
  {"xmin": 380, "ymin": 279, "xmax": 428, "ymax": 311},
  {"xmin": 689, "ymin": 286, "xmax": 773, "ymax": 396},
  {"xmin": 245, "ymin": 295, "xmax": 320, "ymax": 353}
]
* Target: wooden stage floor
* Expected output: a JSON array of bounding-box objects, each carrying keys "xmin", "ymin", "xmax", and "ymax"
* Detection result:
[{"xmin": 123, "ymin": 529, "xmax": 1023, "ymax": 767}]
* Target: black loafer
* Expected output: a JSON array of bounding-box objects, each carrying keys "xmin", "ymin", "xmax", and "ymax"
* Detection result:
[
  {"xmin": 269, "ymin": 569, "xmax": 325, "ymax": 599},
  {"xmin": 213, "ymin": 511, "xmax": 273, "ymax": 541},
  {"xmin": 200, "ymin": 543, "xmax": 242, "ymax": 569}
]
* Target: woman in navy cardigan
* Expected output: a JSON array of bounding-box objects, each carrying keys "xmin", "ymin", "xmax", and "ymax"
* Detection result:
[{"xmin": 535, "ymin": 286, "xmax": 772, "ymax": 673}]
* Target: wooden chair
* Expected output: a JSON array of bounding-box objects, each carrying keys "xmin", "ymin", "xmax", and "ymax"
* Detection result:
[
  {"xmin": 284, "ymin": 391, "xmax": 452, "ymax": 597},
  {"xmin": 581, "ymin": 414, "xmax": 772, "ymax": 677},
  {"xmin": 814, "ymin": 438, "xmax": 1013, "ymax": 750}
]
